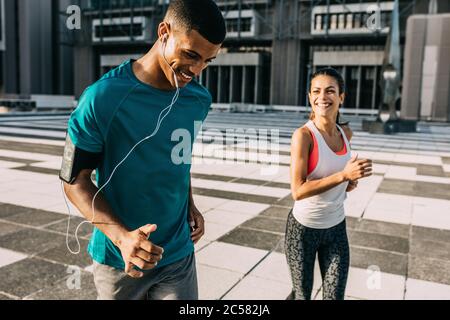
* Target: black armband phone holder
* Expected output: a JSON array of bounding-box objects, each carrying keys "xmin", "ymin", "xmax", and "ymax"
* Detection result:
[{"xmin": 59, "ymin": 133, "xmax": 103, "ymax": 184}]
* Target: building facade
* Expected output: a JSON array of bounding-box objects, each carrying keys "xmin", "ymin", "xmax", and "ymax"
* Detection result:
[
  {"xmin": 1, "ymin": 0, "xmax": 449, "ymax": 120},
  {"xmin": 0, "ymin": 0, "xmax": 76, "ymax": 97},
  {"xmin": 270, "ymin": 0, "xmax": 449, "ymax": 111},
  {"xmin": 401, "ymin": 13, "xmax": 450, "ymax": 122}
]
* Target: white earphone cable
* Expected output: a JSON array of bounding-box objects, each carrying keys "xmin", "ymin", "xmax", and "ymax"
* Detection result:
[{"xmin": 64, "ymin": 38, "xmax": 180, "ymax": 254}]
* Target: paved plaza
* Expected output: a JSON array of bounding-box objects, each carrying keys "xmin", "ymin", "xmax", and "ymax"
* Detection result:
[{"xmin": 0, "ymin": 111, "xmax": 450, "ymax": 300}]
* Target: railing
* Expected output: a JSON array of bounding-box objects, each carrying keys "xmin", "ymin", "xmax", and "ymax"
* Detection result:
[
  {"xmin": 86, "ymin": 0, "xmax": 159, "ymax": 11},
  {"xmin": 0, "ymin": 95, "xmax": 75, "ymax": 111},
  {"xmin": 211, "ymin": 103, "xmax": 380, "ymax": 116},
  {"xmin": 216, "ymin": 0, "xmax": 272, "ymax": 5},
  {"xmin": 31, "ymin": 95, "xmax": 75, "ymax": 110},
  {"xmin": 277, "ymin": 0, "xmax": 418, "ymax": 40}
]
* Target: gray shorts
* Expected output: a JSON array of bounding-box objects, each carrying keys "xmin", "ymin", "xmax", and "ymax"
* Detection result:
[{"xmin": 92, "ymin": 253, "xmax": 198, "ymax": 300}]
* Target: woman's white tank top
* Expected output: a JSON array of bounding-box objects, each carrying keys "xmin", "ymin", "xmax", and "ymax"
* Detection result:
[{"xmin": 292, "ymin": 120, "xmax": 351, "ymax": 229}]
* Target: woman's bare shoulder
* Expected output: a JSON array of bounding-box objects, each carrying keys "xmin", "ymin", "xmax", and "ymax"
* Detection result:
[{"xmin": 292, "ymin": 126, "xmax": 313, "ymax": 147}]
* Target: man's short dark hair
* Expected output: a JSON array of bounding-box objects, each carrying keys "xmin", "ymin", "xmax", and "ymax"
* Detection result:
[{"xmin": 165, "ymin": 0, "xmax": 226, "ymax": 45}]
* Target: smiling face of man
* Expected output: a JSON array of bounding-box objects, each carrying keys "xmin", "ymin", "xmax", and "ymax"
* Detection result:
[
  {"xmin": 155, "ymin": 0, "xmax": 226, "ymax": 90},
  {"xmin": 158, "ymin": 24, "xmax": 222, "ymax": 89}
]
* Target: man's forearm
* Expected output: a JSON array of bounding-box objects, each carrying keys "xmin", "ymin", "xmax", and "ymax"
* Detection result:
[{"xmin": 63, "ymin": 178, "xmax": 129, "ymax": 247}]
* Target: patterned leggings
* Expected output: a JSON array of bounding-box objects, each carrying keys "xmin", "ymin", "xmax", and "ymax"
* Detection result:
[{"xmin": 285, "ymin": 210, "xmax": 350, "ymax": 300}]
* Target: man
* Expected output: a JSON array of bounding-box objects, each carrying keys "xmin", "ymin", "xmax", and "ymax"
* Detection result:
[{"xmin": 60, "ymin": 0, "xmax": 226, "ymax": 300}]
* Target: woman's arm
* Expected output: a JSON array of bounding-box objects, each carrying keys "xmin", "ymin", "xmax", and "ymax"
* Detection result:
[
  {"xmin": 341, "ymin": 124, "xmax": 360, "ymax": 192},
  {"xmin": 290, "ymin": 126, "xmax": 370, "ymax": 201}
]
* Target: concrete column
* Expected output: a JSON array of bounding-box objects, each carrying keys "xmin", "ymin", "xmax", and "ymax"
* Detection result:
[
  {"xmin": 401, "ymin": 15, "xmax": 427, "ymax": 120},
  {"xmin": 229, "ymin": 66, "xmax": 234, "ymax": 103},
  {"xmin": 254, "ymin": 66, "xmax": 261, "ymax": 104},
  {"xmin": 18, "ymin": 0, "xmax": 53, "ymax": 94},
  {"xmin": 429, "ymin": 14, "xmax": 450, "ymax": 121},
  {"xmin": 342, "ymin": 65, "xmax": 347, "ymax": 83},
  {"xmin": 356, "ymin": 65, "xmax": 362, "ymax": 109},
  {"xmin": 341, "ymin": 66, "xmax": 347, "ymax": 107},
  {"xmin": 217, "ymin": 66, "xmax": 223, "ymax": 103},
  {"xmin": 74, "ymin": 45, "xmax": 95, "ymax": 98},
  {"xmin": 242, "ymin": 66, "xmax": 247, "ymax": 103},
  {"xmin": 372, "ymin": 66, "xmax": 378, "ymax": 109},
  {"xmin": 270, "ymin": 39, "xmax": 307, "ymax": 105},
  {"xmin": 2, "ymin": 0, "xmax": 19, "ymax": 94}
]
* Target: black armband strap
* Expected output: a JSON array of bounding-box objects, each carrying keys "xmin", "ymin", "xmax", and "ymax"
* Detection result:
[{"xmin": 59, "ymin": 133, "xmax": 103, "ymax": 184}]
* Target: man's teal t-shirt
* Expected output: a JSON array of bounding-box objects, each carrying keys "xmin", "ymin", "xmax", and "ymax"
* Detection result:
[{"xmin": 67, "ymin": 59, "xmax": 211, "ymax": 270}]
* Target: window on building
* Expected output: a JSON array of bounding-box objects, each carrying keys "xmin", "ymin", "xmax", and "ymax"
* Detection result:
[
  {"xmin": 203, "ymin": 66, "xmax": 216, "ymax": 102},
  {"xmin": 365, "ymin": 67, "xmax": 375, "ymax": 81},
  {"xmin": 330, "ymin": 14, "xmax": 337, "ymax": 30},
  {"xmin": 231, "ymin": 66, "xmax": 243, "ymax": 103},
  {"xmin": 226, "ymin": 18, "xmax": 253, "ymax": 33},
  {"xmin": 94, "ymin": 23, "xmax": 143, "ymax": 39},
  {"xmin": 361, "ymin": 67, "xmax": 375, "ymax": 109},
  {"xmin": 220, "ymin": 67, "xmax": 230, "ymax": 103},
  {"xmin": 354, "ymin": 12, "xmax": 362, "ymax": 28},
  {"xmin": 338, "ymin": 14, "xmax": 345, "ymax": 29},
  {"xmin": 315, "ymin": 14, "xmax": 323, "ymax": 30},
  {"xmin": 346, "ymin": 13, "xmax": 353, "ymax": 29},
  {"xmin": 345, "ymin": 66, "xmax": 359, "ymax": 108},
  {"xmin": 362, "ymin": 12, "xmax": 370, "ymax": 29},
  {"xmin": 89, "ymin": 0, "xmax": 155, "ymax": 10},
  {"xmin": 351, "ymin": 67, "xmax": 360, "ymax": 81},
  {"xmin": 241, "ymin": 18, "xmax": 252, "ymax": 32}
]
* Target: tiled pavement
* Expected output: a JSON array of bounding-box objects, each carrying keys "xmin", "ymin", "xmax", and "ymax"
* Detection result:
[{"xmin": 1, "ymin": 112, "xmax": 450, "ymax": 300}]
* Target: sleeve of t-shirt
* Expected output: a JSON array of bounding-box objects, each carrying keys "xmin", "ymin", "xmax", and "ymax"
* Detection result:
[
  {"xmin": 67, "ymin": 85, "xmax": 105, "ymax": 153},
  {"xmin": 201, "ymin": 90, "xmax": 212, "ymax": 122}
]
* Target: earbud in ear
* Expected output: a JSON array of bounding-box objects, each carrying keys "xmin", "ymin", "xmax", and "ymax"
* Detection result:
[{"xmin": 162, "ymin": 34, "xmax": 168, "ymax": 42}]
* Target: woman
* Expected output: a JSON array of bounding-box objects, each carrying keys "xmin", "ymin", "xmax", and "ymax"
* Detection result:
[{"xmin": 286, "ymin": 67, "xmax": 372, "ymax": 300}]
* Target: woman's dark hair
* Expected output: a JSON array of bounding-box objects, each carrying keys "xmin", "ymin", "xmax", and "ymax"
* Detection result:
[
  {"xmin": 165, "ymin": 0, "xmax": 226, "ymax": 45},
  {"xmin": 308, "ymin": 67, "xmax": 348, "ymax": 126}
]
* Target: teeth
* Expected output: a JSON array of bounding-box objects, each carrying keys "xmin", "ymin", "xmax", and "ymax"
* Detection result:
[
  {"xmin": 318, "ymin": 103, "xmax": 330, "ymax": 107},
  {"xmin": 180, "ymin": 71, "xmax": 192, "ymax": 80}
]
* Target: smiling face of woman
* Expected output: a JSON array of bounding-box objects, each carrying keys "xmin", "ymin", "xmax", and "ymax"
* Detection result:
[{"xmin": 309, "ymin": 75, "xmax": 345, "ymax": 121}]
